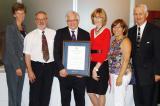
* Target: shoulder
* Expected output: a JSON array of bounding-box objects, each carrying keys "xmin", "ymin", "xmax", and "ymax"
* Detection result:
[
  {"xmin": 56, "ymin": 27, "xmax": 68, "ymax": 33},
  {"xmin": 104, "ymin": 27, "xmax": 110, "ymax": 32},
  {"xmin": 128, "ymin": 25, "xmax": 136, "ymax": 32},
  {"xmin": 146, "ymin": 22, "xmax": 160, "ymax": 31},
  {"xmin": 128, "ymin": 25, "xmax": 136, "ymax": 38},
  {"xmin": 46, "ymin": 28, "xmax": 56, "ymax": 34},
  {"xmin": 121, "ymin": 37, "xmax": 131, "ymax": 47},
  {"xmin": 103, "ymin": 27, "xmax": 111, "ymax": 35},
  {"xmin": 25, "ymin": 29, "xmax": 37, "ymax": 39},
  {"xmin": 78, "ymin": 27, "xmax": 89, "ymax": 34},
  {"xmin": 6, "ymin": 23, "xmax": 17, "ymax": 32},
  {"xmin": 90, "ymin": 28, "xmax": 94, "ymax": 34}
]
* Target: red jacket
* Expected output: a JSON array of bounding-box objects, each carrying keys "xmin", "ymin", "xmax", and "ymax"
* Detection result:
[{"xmin": 90, "ymin": 28, "xmax": 111, "ymax": 63}]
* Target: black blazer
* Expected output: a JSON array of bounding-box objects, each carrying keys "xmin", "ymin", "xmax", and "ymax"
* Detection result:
[
  {"xmin": 54, "ymin": 27, "xmax": 90, "ymax": 71},
  {"xmin": 128, "ymin": 22, "xmax": 160, "ymax": 85}
]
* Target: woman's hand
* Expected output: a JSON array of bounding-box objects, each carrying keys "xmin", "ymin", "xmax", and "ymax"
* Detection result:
[
  {"xmin": 92, "ymin": 68, "xmax": 100, "ymax": 81},
  {"xmin": 116, "ymin": 76, "xmax": 123, "ymax": 86},
  {"xmin": 16, "ymin": 68, "xmax": 22, "ymax": 77}
]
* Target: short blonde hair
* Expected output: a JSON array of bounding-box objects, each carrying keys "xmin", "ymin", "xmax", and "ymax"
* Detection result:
[{"xmin": 91, "ymin": 8, "xmax": 107, "ymax": 26}]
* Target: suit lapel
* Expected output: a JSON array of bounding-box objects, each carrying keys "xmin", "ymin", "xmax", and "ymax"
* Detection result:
[
  {"xmin": 14, "ymin": 22, "xmax": 24, "ymax": 40},
  {"xmin": 77, "ymin": 28, "xmax": 81, "ymax": 40},
  {"xmin": 66, "ymin": 27, "xmax": 73, "ymax": 40},
  {"xmin": 132, "ymin": 26, "xmax": 137, "ymax": 47},
  {"xmin": 140, "ymin": 23, "xmax": 149, "ymax": 45}
]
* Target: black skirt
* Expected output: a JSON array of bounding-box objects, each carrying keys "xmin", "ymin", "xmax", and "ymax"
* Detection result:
[{"xmin": 86, "ymin": 60, "xmax": 109, "ymax": 95}]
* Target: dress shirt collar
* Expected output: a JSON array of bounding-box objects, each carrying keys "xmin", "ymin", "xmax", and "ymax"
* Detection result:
[
  {"xmin": 136, "ymin": 21, "xmax": 147, "ymax": 38},
  {"xmin": 69, "ymin": 28, "xmax": 78, "ymax": 39},
  {"xmin": 37, "ymin": 28, "xmax": 48, "ymax": 35}
]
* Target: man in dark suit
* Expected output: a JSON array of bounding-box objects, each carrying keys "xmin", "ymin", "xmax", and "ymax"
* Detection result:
[
  {"xmin": 54, "ymin": 11, "xmax": 90, "ymax": 106},
  {"xmin": 128, "ymin": 4, "xmax": 160, "ymax": 106}
]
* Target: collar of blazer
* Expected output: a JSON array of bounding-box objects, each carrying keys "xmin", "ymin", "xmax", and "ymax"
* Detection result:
[{"xmin": 13, "ymin": 21, "xmax": 25, "ymax": 41}]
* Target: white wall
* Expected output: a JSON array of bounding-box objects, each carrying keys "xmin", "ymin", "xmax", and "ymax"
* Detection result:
[
  {"xmin": 23, "ymin": 0, "xmax": 73, "ymax": 32},
  {"xmin": 23, "ymin": 0, "xmax": 130, "ymax": 32},
  {"xmin": 78, "ymin": 0, "xmax": 130, "ymax": 31}
]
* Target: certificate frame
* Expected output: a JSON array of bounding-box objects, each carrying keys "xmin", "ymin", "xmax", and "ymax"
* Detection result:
[{"xmin": 63, "ymin": 41, "xmax": 90, "ymax": 76}]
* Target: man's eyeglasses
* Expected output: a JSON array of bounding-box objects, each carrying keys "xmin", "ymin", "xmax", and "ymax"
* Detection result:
[
  {"xmin": 67, "ymin": 19, "xmax": 78, "ymax": 23},
  {"xmin": 36, "ymin": 18, "xmax": 47, "ymax": 21}
]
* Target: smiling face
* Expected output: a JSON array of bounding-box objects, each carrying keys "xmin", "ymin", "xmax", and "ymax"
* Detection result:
[
  {"xmin": 35, "ymin": 13, "xmax": 48, "ymax": 30},
  {"xmin": 134, "ymin": 6, "xmax": 148, "ymax": 26},
  {"xmin": 91, "ymin": 8, "xmax": 107, "ymax": 27},
  {"xmin": 14, "ymin": 10, "xmax": 25, "ymax": 23},
  {"xmin": 112, "ymin": 23, "xmax": 124, "ymax": 37},
  {"xmin": 93, "ymin": 14, "xmax": 103, "ymax": 28},
  {"xmin": 66, "ymin": 12, "xmax": 79, "ymax": 30}
]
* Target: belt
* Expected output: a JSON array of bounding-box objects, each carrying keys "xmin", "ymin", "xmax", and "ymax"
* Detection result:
[
  {"xmin": 31, "ymin": 61, "xmax": 54, "ymax": 65},
  {"xmin": 91, "ymin": 50, "xmax": 102, "ymax": 53}
]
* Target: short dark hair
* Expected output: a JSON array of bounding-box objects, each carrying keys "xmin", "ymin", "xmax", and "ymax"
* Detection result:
[
  {"xmin": 111, "ymin": 19, "xmax": 128, "ymax": 35},
  {"xmin": 12, "ymin": 2, "xmax": 26, "ymax": 14}
]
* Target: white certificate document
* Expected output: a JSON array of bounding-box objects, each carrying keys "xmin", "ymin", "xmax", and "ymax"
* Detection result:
[{"xmin": 67, "ymin": 46, "xmax": 85, "ymax": 70}]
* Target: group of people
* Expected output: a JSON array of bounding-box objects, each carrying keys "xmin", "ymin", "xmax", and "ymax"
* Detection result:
[{"xmin": 2, "ymin": 2, "xmax": 160, "ymax": 106}]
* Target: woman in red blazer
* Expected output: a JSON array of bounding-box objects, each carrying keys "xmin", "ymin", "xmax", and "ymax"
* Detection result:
[{"xmin": 86, "ymin": 8, "xmax": 111, "ymax": 106}]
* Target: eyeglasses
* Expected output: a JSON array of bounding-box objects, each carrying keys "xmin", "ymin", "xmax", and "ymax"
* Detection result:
[
  {"xmin": 67, "ymin": 19, "xmax": 78, "ymax": 22},
  {"xmin": 36, "ymin": 18, "xmax": 47, "ymax": 21},
  {"xmin": 93, "ymin": 17, "xmax": 103, "ymax": 21}
]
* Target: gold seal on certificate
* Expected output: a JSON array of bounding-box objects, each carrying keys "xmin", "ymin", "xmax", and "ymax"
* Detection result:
[{"xmin": 63, "ymin": 41, "xmax": 90, "ymax": 76}]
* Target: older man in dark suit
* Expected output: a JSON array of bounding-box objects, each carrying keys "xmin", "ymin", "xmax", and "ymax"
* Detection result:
[
  {"xmin": 54, "ymin": 11, "xmax": 90, "ymax": 106},
  {"xmin": 128, "ymin": 4, "xmax": 160, "ymax": 106}
]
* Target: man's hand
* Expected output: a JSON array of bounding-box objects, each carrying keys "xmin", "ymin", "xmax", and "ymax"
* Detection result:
[
  {"xmin": 155, "ymin": 75, "xmax": 160, "ymax": 82},
  {"xmin": 16, "ymin": 68, "xmax": 22, "ymax": 77},
  {"xmin": 28, "ymin": 70, "xmax": 36, "ymax": 83},
  {"xmin": 59, "ymin": 69, "xmax": 68, "ymax": 77}
]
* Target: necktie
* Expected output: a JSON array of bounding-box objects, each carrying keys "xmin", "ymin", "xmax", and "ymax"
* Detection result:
[
  {"xmin": 71, "ymin": 31, "xmax": 76, "ymax": 40},
  {"xmin": 137, "ymin": 27, "xmax": 141, "ymax": 48},
  {"xmin": 42, "ymin": 31, "xmax": 49, "ymax": 62}
]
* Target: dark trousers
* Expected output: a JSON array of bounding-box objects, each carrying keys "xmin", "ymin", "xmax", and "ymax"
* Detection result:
[
  {"xmin": 133, "ymin": 84, "xmax": 157, "ymax": 106},
  {"xmin": 58, "ymin": 76, "xmax": 85, "ymax": 106},
  {"xmin": 29, "ymin": 61, "xmax": 55, "ymax": 106}
]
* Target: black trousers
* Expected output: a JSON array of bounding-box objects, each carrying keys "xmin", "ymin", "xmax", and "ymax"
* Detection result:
[
  {"xmin": 58, "ymin": 76, "xmax": 85, "ymax": 106},
  {"xmin": 133, "ymin": 84, "xmax": 157, "ymax": 106},
  {"xmin": 29, "ymin": 61, "xmax": 55, "ymax": 106}
]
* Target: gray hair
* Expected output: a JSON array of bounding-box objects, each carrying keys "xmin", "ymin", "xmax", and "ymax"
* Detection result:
[
  {"xmin": 65, "ymin": 11, "xmax": 80, "ymax": 21},
  {"xmin": 135, "ymin": 4, "xmax": 148, "ymax": 13}
]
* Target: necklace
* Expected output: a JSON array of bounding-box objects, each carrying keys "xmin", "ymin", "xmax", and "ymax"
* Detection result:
[{"xmin": 95, "ymin": 26, "xmax": 103, "ymax": 35}]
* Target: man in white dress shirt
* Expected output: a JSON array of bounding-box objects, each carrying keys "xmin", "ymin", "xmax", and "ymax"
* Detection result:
[{"xmin": 23, "ymin": 11, "xmax": 56, "ymax": 106}]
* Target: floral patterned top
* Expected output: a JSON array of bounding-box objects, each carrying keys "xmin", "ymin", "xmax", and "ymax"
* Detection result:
[{"xmin": 108, "ymin": 37, "xmax": 128, "ymax": 75}]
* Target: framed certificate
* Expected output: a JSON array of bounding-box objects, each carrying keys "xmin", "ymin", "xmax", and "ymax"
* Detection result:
[{"xmin": 63, "ymin": 41, "xmax": 90, "ymax": 76}]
